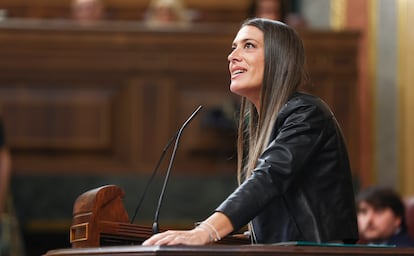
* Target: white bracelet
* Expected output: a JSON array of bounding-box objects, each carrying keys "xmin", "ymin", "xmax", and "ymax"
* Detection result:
[
  {"xmin": 194, "ymin": 225, "xmax": 214, "ymax": 243},
  {"xmin": 196, "ymin": 221, "xmax": 221, "ymax": 242}
]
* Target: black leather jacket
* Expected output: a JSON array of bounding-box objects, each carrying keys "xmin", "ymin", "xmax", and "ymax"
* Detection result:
[{"xmin": 216, "ymin": 92, "xmax": 358, "ymax": 244}]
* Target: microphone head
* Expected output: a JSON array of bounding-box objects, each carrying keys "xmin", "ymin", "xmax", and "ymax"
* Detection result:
[{"xmin": 152, "ymin": 222, "xmax": 159, "ymax": 235}]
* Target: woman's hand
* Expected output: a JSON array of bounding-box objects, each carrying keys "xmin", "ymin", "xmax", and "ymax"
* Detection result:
[
  {"xmin": 142, "ymin": 213, "xmax": 233, "ymax": 246},
  {"xmin": 142, "ymin": 228, "xmax": 211, "ymax": 246}
]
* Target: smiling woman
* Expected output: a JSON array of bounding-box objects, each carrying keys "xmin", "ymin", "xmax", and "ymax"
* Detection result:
[
  {"xmin": 228, "ymin": 25, "xmax": 264, "ymax": 108},
  {"xmin": 142, "ymin": 18, "xmax": 359, "ymax": 246}
]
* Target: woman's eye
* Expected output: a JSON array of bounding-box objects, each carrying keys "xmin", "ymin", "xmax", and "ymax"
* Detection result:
[{"xmin": 245, "ymin": 42, "xmax": 255, "ymax": 49}]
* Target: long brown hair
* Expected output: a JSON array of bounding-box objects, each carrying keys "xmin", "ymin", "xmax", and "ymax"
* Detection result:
[{"xmin": 236, "ymin": 18, "xmax": 308, "ymax": 183}]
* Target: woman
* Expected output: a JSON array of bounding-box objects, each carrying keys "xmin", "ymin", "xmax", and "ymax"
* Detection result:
[{"xmin": 143, "ymin": 18, "xmax": 358, "ymax": 246}]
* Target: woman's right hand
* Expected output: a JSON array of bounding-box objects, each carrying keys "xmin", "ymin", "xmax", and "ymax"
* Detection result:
[{"xmin": 142, "ymin": 228, "xmax": 211, "ymax": 246}]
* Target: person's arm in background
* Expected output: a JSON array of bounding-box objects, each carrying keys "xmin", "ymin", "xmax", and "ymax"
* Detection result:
[
  {"xmin": 0, "ymin": 117, "xmax": 11, "ymax": 213},
  {"xmin": 0, "ymin": 147, "xmax": 11, "ymax": 213}
]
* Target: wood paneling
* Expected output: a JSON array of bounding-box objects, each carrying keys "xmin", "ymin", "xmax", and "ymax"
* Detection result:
[
  {"xmin": 0, "ymin": 19, "xmax": 360, "ymax": 177},
  {"xmin": 0, "ymin": 87, "xmax": 112, "ymax": 149}
]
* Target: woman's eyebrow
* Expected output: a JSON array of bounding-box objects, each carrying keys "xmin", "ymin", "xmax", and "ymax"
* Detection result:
[{"xmin": 232, "ymin": 38, "xmax": 259, "ymax": 46}]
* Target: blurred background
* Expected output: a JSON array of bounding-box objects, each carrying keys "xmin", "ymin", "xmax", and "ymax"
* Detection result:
[{"xmin": 0, "ymin": 0, "xmax": 413, "ymax": 255}]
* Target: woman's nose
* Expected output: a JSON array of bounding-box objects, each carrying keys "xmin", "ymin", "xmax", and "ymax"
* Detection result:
[{"xmin": 228, "ymin": 48, "xmax": 240, "ymax": 62}]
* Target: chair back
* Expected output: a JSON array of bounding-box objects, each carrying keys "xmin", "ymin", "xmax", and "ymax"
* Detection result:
[{"xmin": 405, "ymin": 197, "xmax": 414, "ymax": 240}]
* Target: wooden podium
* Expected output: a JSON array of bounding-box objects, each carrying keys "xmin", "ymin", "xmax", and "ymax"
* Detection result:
[
  {"xmin": 45, "ymin": 185, "xmax": 414, "ymax": 255},
  {"xmin": 69, "ymin": 185, "xmax": 248, "ymax": 248},
  {"xmin": 69, "ymin": 185, "xmax": 150, "ymax": 247}
]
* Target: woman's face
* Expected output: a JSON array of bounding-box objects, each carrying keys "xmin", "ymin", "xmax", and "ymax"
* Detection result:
[{"xmin": 228, "ymin": 25, "xmax": 264, "ymax": 107}]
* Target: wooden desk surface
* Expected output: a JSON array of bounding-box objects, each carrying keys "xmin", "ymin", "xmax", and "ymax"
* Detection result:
[{"xmin": 45, "ymin": 244, "xmax": 414, "ymax": 256}]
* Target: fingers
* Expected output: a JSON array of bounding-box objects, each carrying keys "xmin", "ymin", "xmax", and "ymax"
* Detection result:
[
  {"xmin": 142, "ymin": 229, "xmax": 208, "ymax": 246},
  {"xmin": 142, "ymin": 231, "xmax": 184, "ymax": 246},
  {"xmin": 142, "ymin": 231, "xmax": 169, "ymax": 246}
]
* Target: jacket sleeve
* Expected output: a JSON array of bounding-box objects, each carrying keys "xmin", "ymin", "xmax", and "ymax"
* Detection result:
[{"xmin": 215, "ymin": 100, "xmax": 332, "ymax": 231}]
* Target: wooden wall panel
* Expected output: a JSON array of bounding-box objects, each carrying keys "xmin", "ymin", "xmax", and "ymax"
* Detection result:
[
  {"xmin": 0, "ymin": 20, "xmax": 360, "ymax": 178},
  {"xmin": 0, "ymin": 87, "xmax": 112, "ymax": 150}
]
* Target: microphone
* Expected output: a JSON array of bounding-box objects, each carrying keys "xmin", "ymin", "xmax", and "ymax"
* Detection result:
[
  {"xmin": 130, "ymin": 132, "xmax": 177, "ymax": 224},
  {"xmin": 130, "ymin": 105, "xmax": 203, "ymax": 224},
  {"xmin": 152, "ymin": 105, "xmax": 203, "ymax": 234}
]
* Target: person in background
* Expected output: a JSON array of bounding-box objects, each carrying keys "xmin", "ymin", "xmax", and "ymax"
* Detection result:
[
  {"xmin": 0, "ymin": 115, "xmax": 25, "ymax": 256},
  {"xmin": 248, "ymin": 0, "xmax": 307, "ymax": 29},
  {"xmin": 248, "ymin": 0, "xmax": 288, "ymax": 22},
  {"xmin": 71, "ymin": 0, "xmax": 104, "ymax": 25},
  {"xmin": 142, "ymin": 18, "xmax": 358, "ymax": 245},
  {"xmin": 0, "ymin": 117, "xmax": 9, "ymax": 255},
  {"xmin": 144, "ymin": 0, "xmax": 190, "ymax": 28},
  {"xmin": 0, "ymin": 118, "xmax": 11, "ymax": 220},
  {"xmin": 356, "ymin": 186, "xmax": 414, "ymax": 247}
]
